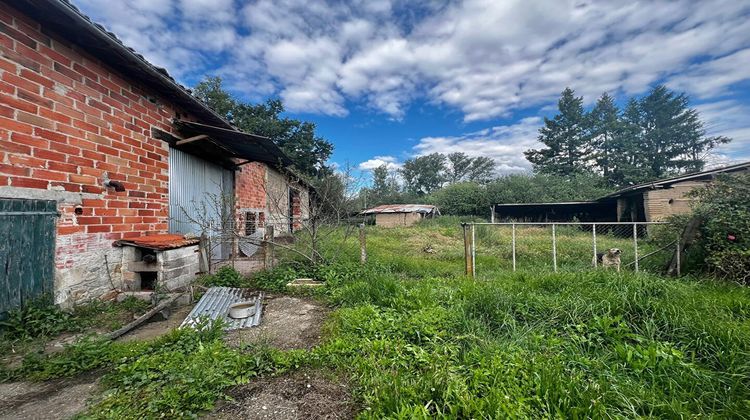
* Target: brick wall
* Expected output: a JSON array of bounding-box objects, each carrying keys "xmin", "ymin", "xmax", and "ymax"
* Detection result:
[
  {"xmin": 0, "ymin": 4, "xmax": 191, "ymax": 304},
  {"xmin": 234, "ymin": 161, "xmax": 267, "ymax": 238}
]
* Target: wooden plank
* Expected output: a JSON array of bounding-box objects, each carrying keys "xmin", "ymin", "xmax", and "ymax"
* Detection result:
[{"xmin": 175, "ymin": 134, "xmax": 209, "ymax": 146}]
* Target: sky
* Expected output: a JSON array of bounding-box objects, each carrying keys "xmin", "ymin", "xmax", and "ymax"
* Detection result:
[{"xmin": 74, "ymin": 0, "xmax": 750, "ymax": 181}]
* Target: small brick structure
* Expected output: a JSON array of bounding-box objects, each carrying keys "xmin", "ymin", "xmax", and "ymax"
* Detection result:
[{"xmin": 0, "ymin": 1, "xmax": 311, "ymax": 307}]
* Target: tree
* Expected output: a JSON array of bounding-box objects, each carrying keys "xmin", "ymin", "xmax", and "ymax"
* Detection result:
[
  {"xmin": 400, "ymin": 153, "xmax": 446, "ymax": 195},
  {"xmin": 467, "ymin": 156, "xmax": 495, "ymax": 183},
  {"xmin": 524, "ymin": 88, "xmax": 593, "ymax": 176},
  {"xmin": 445, "ymin": 152, "xmax": 472, "ymax": 184},
  {"xmin": 193, "ymin": 77, "xmax": 334, "ymax": 178},
  {"xmin": 445, "ymin": 152, "xmax": 495, "ymax": 184},
  {"xmin": 589, "ymin": 93, "xmax": 620, "ymax": 182},
  {"xmin": 637, "ymin": 85, "xmax": 729, "ymax": 178},
  {"xmin": 429, "ymin": 182, "xmax": 489, "ymax": 216}
]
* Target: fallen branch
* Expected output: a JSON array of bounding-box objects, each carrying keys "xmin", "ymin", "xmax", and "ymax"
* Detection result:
[{"xmin": 103, "ymin": 293, "xmax": 184, "ymax": 341}]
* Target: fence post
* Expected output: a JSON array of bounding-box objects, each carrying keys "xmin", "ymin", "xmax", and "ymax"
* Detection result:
[
  {"xmin": 471, "ymin": 223, "xmax": 476, "ymax": 278},
  {"xmin": 633, "ymin": 223, "xmax": 639, "ymax": 273},
  {"xmin": 462, "ymin": 224, "xmax": 472, "ymax": 277},
  {"xmin": 675, "ymin": 233, "xmax": 681, "ymax": 277},
  {"xmin": 359, "ymin": 223, "xmax": 367, "ymax": 265},
  {"xmin": 592, "ymin": 223, "xmax": 598, "ymax": 267},
  {"xmin": 552, "ymin": 223, "xmax": 557, "ymax": 272},
  {"xmin": 511, "ymin": 223, "xmax": 516, "ymax": 272},
  {"xmin": 490, "ymin": 206, "xmax": 496, "ymax": 224},
  {"xmin": 264, "ymin": 225, "xmax": 275, "ymax": 269}
]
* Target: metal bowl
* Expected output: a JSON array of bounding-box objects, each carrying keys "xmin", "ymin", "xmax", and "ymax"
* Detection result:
[{"xmin": 228, "ymin": 300, "xmax": 257, "ymax": 319}]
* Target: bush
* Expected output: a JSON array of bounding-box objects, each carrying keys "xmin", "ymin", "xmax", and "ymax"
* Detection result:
[
  {"xmin": 690, "ymin": 173, "xmax": 750, "ymax": 283},
  {"xmin": 0, "ymin": 297, "xmax": 80, "ymax": 340},
  {"xmin": 199, "ymin": 266, "xmax": 247, "ymax": 287},
  {"xmin": 428, "ymin": 182, "xmax": 490, "ymax": 216}
]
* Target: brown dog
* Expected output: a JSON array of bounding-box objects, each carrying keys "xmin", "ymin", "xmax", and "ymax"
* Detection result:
[{"xmin": 593, "ymin": 248, "xmax": 622, "ymax": 272}]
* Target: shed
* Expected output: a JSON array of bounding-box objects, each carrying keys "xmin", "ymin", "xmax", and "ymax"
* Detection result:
[
  {"xmin": 361, "ymin": 204, "xmax": 439, "ymax": 227},
  {"xmin": 492, "ymin": 161, "xmax": 750, "ymax": 223},
  {"xmin": 0, "ymin": 0, "xmax": 313, "ymax": 309}
]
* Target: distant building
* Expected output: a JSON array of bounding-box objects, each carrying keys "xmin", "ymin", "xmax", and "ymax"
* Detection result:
[
  {"xmin": 492, "ymin": 161, "xmax": 750, "ymax": 223},
  {"xmin": 361, "ymin": 204, "xmax": 440, "ymax": 227}
]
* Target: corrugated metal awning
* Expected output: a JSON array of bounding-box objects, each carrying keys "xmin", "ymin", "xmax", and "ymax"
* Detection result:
[
  {"xmin": 361, "ymin": 204, "xmax": 439, "ymax": 215},
  {"xmin": 170, "ymin": 120, "xmax": 293, "ymax": 168}
]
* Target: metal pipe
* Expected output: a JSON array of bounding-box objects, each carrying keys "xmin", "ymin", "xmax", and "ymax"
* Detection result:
[
  {"xmin": 633, "ymin": 223, "xmax": 639, "ymax": 272},
  {"xmin": 471, "ymin": 223, "xmax": 476, "ymax": 278},
  {"xmin": 676, "ymin": 233, "xmax": 681, "ymax": 277},
  {"xmin": 552, "ymin": 223, "xmax": 557, "ymax": 272},
  {"xmin": 465, "ymin": 221, "xmax": 667, "ymax": 226},
  {"xmin": 592, "ymin": 223, "xmax": 597, "ymax": 268},
  {"xmin": 511, "ymin": 223, "xmax": 517, "ymax": 272}
]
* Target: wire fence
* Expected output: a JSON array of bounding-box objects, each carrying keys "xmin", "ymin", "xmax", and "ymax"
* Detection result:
[{"xmin": 461, "ymin": 222, "xmax": 680, "ymax": 276}]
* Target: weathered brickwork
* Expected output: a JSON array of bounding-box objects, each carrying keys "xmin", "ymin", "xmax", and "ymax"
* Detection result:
[
  {"xmin": 0, "ymin": 4, "xmax": 190, "ymax": 304},
  {"xmin": 234, "ymin": 161, "xmax": 267, "ymax": 237}
]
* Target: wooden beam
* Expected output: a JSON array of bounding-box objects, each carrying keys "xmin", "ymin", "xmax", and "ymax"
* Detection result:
[
  {"xmin": 234, "ymin": 160, "xmax": 255, "ymax": 168},
  {"xmin": 176, "ymin": 134, "xmax": 209, "ymax": 146}
]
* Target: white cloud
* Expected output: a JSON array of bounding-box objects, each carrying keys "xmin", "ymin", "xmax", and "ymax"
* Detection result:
[
  {"xmin": 696, "ymin": 100, "xmax": 750, "ymax": 162},
  {"xmin": 358, "ymin": 155, "xmax": 401, "ymax": 171},
  {"xmin": 74, "ymin": 0, "xmax": 750, "ymax": 128},
  {"xmin": 414, "ymin": 117, "xmax": 542, "ymax": 174}
]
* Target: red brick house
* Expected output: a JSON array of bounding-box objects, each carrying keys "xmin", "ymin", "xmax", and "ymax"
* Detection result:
[{"xmin": 0, "ymin": 0, "xmax": 310, "ymax": 310}]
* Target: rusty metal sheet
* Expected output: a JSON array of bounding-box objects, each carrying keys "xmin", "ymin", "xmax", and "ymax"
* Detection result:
[
  {"xmin": 180, "ymin": 287, "xmax": 263, "ymax": 330},
  {"xmin": 361, "ymin": 204, "xmax": 438, "ymax": 215},
  {"xmin": 114, "ymin": 234, "xmax": 200, "ymax": 250}
]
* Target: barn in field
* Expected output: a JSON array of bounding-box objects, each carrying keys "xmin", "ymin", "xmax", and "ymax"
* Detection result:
[
  {"xmin": 362, "ymin": 204, "xmax": 440, "ymax": 227},
  {"xmin": 492, "ymin": 161, "xmax": 750, "ymax": 223},
  {"xmin": 0, "ymin": 0, "xmax": 311, "ymax": 313}
]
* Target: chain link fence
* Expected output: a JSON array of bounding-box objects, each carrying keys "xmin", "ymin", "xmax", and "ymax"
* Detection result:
[{"xmin": 462, "ymin": 222, "xmax": 680, "ymax": 276}]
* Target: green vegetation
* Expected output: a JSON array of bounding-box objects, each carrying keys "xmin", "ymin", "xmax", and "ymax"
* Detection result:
[
  {"xmin": 689, "ymin": 173, "xmax": 750, "ymax": 283},
  {"xmin": 3, "ymin": 220, "xmax": 749, "ymax": 418}
]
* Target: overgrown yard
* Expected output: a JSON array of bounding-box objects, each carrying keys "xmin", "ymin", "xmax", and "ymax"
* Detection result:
[{"xmin": 2, "ymin": 219, "xmax": 750, "ymax": 418}]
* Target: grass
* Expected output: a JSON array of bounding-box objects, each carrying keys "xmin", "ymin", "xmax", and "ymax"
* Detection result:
[{"xmin": 3, "ymin": 218, "xmax": 749, "ymax": 418}]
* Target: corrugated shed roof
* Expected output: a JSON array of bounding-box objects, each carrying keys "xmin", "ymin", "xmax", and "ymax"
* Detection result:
[
  {"xmin": 600, "ymin": 161, "xmax": 750, "ymax": 199},
  {"xmin": 114, "ymin": 234, "xmax": 199, "ymax": 250},
  {"xmin": 181, "ymin": 288, "xmax": 263, "ymax": 331},
  {"xmin": 361, "ymin": 204, "xmax": 439, "ymax": 215}
]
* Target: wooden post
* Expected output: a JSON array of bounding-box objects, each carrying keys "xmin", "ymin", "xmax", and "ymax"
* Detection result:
[
  {"xmin": 463, "ymin": 224, "xmax": 473, "ymax": 277},
  {"xmin": 359, "ymin": 223, "xmax": 367, "ymax": 265},
  {"xmin": 490, "ymin": 206, "xmax": 496, "ymax": 224},
  {"xmin": 264, "ymin": 225, "xmax": 275, "ymax": 269},
  {"xmin": 199, "ymin": 233, "xmax": 210, "ymax": 274}
]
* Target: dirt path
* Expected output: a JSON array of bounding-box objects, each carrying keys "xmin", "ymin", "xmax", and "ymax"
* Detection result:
[
  {"xmin": 224, "ymin": 295, "xmax": 329, "ymax": 350},
  {"xmin": 116, "ymin": 304, "xmax": 193, "ymax": 342},
  {"xmin": 0, "ymin": 304, "xmax": 194, "ymax": 419},
  {"xmin": 0, "ymin": 373, "xmax": 100, "ymax": 420},
  {"xmin": 209, "ymin": 370, "xmax": 356, "ymax": 420}
]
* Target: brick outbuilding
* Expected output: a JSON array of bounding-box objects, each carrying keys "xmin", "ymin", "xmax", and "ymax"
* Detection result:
[{"xmin": 0, "ymin": 0, "xmax": 311, "ymax": 309}]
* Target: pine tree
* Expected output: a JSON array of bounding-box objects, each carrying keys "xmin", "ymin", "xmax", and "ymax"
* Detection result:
[
  {"xmin": 524, "ymin": 88, "xmax": 593, "ymax": 176},
  {"xmin": 589, "ymin": 93, "xmax": 620, "ymax": 181}
]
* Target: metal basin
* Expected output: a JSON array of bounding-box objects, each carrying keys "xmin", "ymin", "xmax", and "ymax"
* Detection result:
[{"xmin": 228, "ymin": 300, "xmax": 257, "ymax": 319}]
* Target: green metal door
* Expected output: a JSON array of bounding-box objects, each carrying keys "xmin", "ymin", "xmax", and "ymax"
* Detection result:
[{"xmin": 0, "ymin": 199, "xmax": 58, "ymax": 317}]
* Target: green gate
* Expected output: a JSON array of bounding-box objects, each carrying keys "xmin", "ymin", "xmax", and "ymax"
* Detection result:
[{"xmin": 0, "ymin": 199, "xmax": 58, "ymax": 317}]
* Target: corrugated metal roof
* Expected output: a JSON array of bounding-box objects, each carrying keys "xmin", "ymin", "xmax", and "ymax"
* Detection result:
[
  {"xmin": 181, "ymin": 287, "xmax": 264, "ymax": 331},
  {"xmin": 361, "ymin": 204, "xmax": 439, "ymax": 215},
  {"xmin": 114, "ymin": 234, "xmax": 200, "ymax": 250},
  {"xmin": 600, "ymin": 160, "xmax": 750, "ymax": 199}
]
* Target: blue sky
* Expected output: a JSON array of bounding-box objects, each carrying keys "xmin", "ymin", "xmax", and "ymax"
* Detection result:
[{"xmin": 75, "ymin": 0, "xmax": 750, "ymax": 181}]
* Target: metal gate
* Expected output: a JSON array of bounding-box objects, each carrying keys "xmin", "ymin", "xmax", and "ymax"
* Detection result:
[
  {"xmin": 0, "ymin": 199, "xmax": 57, "ymax": 316},
  {"xmin": 168, "ymin": 148, "xmax": 234, "ymax": 260}
]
